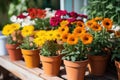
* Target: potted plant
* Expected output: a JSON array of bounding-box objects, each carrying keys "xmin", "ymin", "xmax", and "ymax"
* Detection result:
[
  {"xmin": 85, "ymin": 0, "xmax": 120, "ymax": 26},
  {"xmin": 86, "ymin": 17, "xmax": 113, "ymax": 76},
  {"xmin": 111, "ymin": 30, "xmax": 120, "ymax": 80},
  {"xmin": 51, "ymin": 10, "xmax": 90, "ymax": 80},
  {"xmin": 34, "ymin": 30, "xmax": 63, "ymax": 76},
  {"xmin": 20, "ymin": 25, "xmax": 40, "ymax": 68},
  {"xmin": 2, "ymin": 23, "xmax": 23, "ymax": 61}
]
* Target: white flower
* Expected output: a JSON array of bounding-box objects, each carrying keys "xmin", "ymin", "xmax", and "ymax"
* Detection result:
[
  {"xmin": 10, "ymin": 15, "xmax": 17, "ymax": 22},
  {"xmin": 22, "ymin": 12, "xmax": 29, "ymax": 16}
]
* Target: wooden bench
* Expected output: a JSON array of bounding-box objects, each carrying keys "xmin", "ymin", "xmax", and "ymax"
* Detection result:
[{"xmin": 0, "ymin": 56, "xmax": 118, "ymax": 80}]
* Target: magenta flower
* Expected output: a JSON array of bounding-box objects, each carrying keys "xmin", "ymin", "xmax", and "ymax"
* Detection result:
[
  {"xmin": 78, "ymin": 14, "xmax": 88, "ymax": 18},
  {"xmin": 68, "ymin": 11, "xmax": 78, "ymax": 18},
  {"xmin": 67, "ymin": 18, "xmax": 76, "ymax": 23},
  {"xmin": 50, "ymin": 16, "xmax": 61, "ymax": 26},
  {"xmin": 55, "ymin": 10, "xmax": 68, "ymax": 17}
]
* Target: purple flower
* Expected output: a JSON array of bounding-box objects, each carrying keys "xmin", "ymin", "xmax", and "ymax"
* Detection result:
[
  {"xmin": 68, "ymin": 11, "xmax": 78, "ymax": 18},
  {"xmin": 50, "ymin": 16, "xmax": 61, "ymax": 26},
  {"xmin": 55, "ymin": 10, "xmax": 68, "ymax": 17},
  {"xmin": 78, "ymin": 14, "xmax": 88, "ymax": 18}
]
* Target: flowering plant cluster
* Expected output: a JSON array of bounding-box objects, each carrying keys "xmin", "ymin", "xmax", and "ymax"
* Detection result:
[
  {"xmin": 33, "ymin": 30, "xmax": 61, "ymax": 56},
  {"xmin": 86, "ymin": 17, "xmax": 113, "ymax": 56},
  {"xmin": 10, "ymin": 8, "xmax": 56, "ymax": 30},
  {"xmin": 20, "ymin": 25, "xmax": 37, "ymax": 50},
  {"xmin": 2, "ymin": 23, "xmax": 22, "ymax": 44}
]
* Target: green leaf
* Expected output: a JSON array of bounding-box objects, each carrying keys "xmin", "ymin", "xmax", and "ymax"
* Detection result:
[
  {"xmin": 106, "ymin": 4, "xmax": 114, "ymax": 10},
  {"xmin": 71, "ymin": 56, "xmax": 76, "ymax": 62}
]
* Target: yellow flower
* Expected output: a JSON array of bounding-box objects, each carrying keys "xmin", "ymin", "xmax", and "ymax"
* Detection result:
[
  {"xmin": 67, "ymin": 34, "xmax": 78, "ymax": 45},
  {"xmin": 34, "ymin": 37, "xmax": 45, "ymax": 47},
  {"xmin": 54, "ymin": 30, "xmax": 62, "ymax": 40},
  {"xmin": 80, "ymin": 33, "xmax": 93, "ymax": 45},
  {"xmin": 22, "ymin": 25, "xmax": 34, "ymax": 37},
  {"xmin": 58, "ymin": 26, "xmax": 69, "ymax": 34},
  {"xmin": 11, "ymin": 23, "xmax": 20, "ymax": 30},
  {"xmin": 35, "ymin": 30, "xmax": 47, "ymax": 38},
  {"xmin": 76, "ymin": 21, "xmax": 85, "ymax": 28},
  {"xmin": 73, "ymin": 27, "xmax": 86, "ymax": 37},
  {"xmin": 60, "ymin": 20, "xmax": 69, "ymax": 26},
  {"xmin": 62, "ymin": 32, "xmax": 70, "ymax": 42},
  {"xmin": 46, "ymin": 30, "xmax": 56, "ymax": 40},
  {"xmin": 2, "ymin": 24, "xmax": 14, "ymax": 36},
  {"xmin": 91, "ymin": 22, "xmax": 102, "ymax": 31},
  {"xmin": 102, "ymin": 18, "xmax": 113, "ymax": 30}
]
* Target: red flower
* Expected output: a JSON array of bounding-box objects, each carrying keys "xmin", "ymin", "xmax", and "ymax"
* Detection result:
[
  {"xmin": 27, "ymin": 8, "xmax": 37, "ymax": 19},
  {"xmin": 17, "ymin": 13, "xmax": 28, "ymax": 19},
  {"xmin": 68, "ymin": 18, "xmax": 76, "ymax": 23},
  {"xmin": 55, "ymin": 10, "xmax": 67, "ymax": 17},
  {"xmin": 68, "ymin": 11, "xmax": 78, "ymax": 18},
  {"xmin": 50, "ymin": 16, "xmax": 61, "ymax": 26},
  {"xmin": 37, "ymin": 9, "xmax": 46, "ymax": 19}
]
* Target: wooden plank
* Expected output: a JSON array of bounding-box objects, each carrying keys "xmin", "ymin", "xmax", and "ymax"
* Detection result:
[{"xmin": 0, "ymin": 56, "xmax": 63, "ymax": 80}]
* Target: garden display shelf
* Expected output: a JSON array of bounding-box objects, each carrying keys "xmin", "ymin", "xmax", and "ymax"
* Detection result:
[{"xmin": 0, "ymin": 56, "xmax": 118, "ymax": 80}]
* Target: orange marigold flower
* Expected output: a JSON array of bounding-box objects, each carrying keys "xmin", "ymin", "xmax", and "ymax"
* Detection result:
[
  {"xmin": 60, "ymin": 20, "xmax": 69, "ymax": 26},
  {"xmin": 102, "ymin": 18, "xmax": 113, "ymax": 30},
  {"xmin": 67, "ymin": 34, "xmax": 78, "ymax": 45},
  {"xmin": 86, "ymin": 20, "xmax": 96, "ymax": 28},
  {"xmin": 58, "ymin": 26, "xmax": 69, "ymax": 34},
  {"xmin": 93, "ymin": 17, "xmax": 103, "ymax": 21},
  {"xmin": 115, "ymin": 31, "xmax": 120, "ymax": 38},
  {"xmin": 76, "ymin": 21, "xmax": 85, "ymax": 28},
  {"xmin": 80, "ymin": 33, "xmax": 93, "ymax": 45},
  {"xmin": 91, "ymin": 22, "xmax": 102, "ymax": 31},
  {"xmin": 61, "ymin": 32, "xmax": 70, "ymax": 42},
  {"xmin": 73, "ymin": 27, "xmax": 86, "ymax": 37}
]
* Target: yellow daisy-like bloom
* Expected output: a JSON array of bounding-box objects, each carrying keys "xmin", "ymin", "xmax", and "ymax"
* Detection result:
[
  {"xmin": 34, "ymin": 37, "xmax": 46, "ymax": 47},
  {"xmin": 86, "ymin": 20, "xmax": 96, "ymax": 28},
  {"xmin": 67, "ymin": 34, "xmax": 78, "ymax": 45},
  {"xmin": 102, "ymin": 18, "xmax": 113, "ymax": 30},
  {"xmin": 46, "ymin": 30, "xmax": 56, "ymax": 40},
  {"xmin": 54, "ymin": 30, "xmax": 62, "ymax": 40},
  {"xmin": 91, "ymin": 22, "xmax": 102, "ymax": 31},
  {"xmin": 11, "ymin": 23, "xmax": 20, "ymax": 30},
  {"xmin": 58, "ymin": 26, "xmax": 69, "ymax": 34},
  {"xmin": 22, "ymin": 25, "xmax": 34, "ymax": 37},
  {"xmin": 80, "ymin": 33, "xmax": 93, "ymax": 45},
  {"xmin": 34, "ymin": 30, "xmax": 47, "ymax": 38},
  {"xmin": 61, "ymin": 32, "xmax": 70, "ymax": 42},
  {"xmin": 2, "ymin": 24, "xmax": 14, "ymax": 36},
  {"xmin": 115, "ymin": 31, "xmax": 120, "ymax": 38},
  {"xmin": 73, "ymin": 27, "xmax": 86, "ymax": 37},
  {"xmin": 60, "ymin": 20, "xmax": 69, "ymax": 26},
  {"xmin": 76, "ymin": 21, "xmax": 85, "ymax": 28},
  {"xmin": 93, "ymin": 17, "xmax": 103, "ymax": 21}
]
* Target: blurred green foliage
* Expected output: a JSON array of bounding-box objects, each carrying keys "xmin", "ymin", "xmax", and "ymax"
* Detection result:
[{"xmin": 0, "ymin": 0, "xmax": 60, "ymax": 30}]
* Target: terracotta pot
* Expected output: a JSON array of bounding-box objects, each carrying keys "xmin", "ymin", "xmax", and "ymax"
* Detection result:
[
  {"xmin": 115, "ymin": 61, "xmax": 120, "ymax": 80},
  {"xmin": 40, "ymin": 55, "xmax": 62, "ymax": 76},
  {"xmin": 6, "ymin": 44, "xmax": 22, "ymax": 61},
  {"xmin": 88, "ymin": 55, "xmax": 109, "ymax": 76},
  {"xmin": 64, "ymin": 59, "xmax": 88, "ymax": 80},
  {"xmin": 21, "ymin": 49, "xmax": 40, "ymax": 68}
]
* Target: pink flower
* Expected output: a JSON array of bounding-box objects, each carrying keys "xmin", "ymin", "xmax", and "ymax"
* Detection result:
[
  {"xmin": 55, "ymin": 10, "xmax": 67, "ymax": 17},
  {"xmin": 68, "ymin": 11, "xmax": 78, "ymax": 18},
  {"xmin": 67, "ymin": 18, "xmax": 76, "ymax": 23},
  {"xmin": 50, "ymin": 16, "xmax": 61, "ymax": 26}
]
